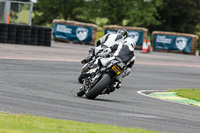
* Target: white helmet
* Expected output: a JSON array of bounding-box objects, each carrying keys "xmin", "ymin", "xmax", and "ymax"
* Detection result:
[
  {"xmin": 123, "ymin": 37, "xmax": 136, "ymax": 48},
  {"xmin": 117, "ymin": 28, "xmax": 128, "ymax": 39}
]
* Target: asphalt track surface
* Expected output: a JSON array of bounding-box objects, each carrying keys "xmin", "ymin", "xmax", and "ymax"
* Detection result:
[{"xmin": 0, "ymin": 42, "xmax": 200, "ymax": 133}]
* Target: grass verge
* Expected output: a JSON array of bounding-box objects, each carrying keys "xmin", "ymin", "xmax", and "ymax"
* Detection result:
[
  {"xmin": 169, "ymin": 88, "xmax": 200, "ymax": 101},
  {"xmin": 0, "ymin": 112, "xmax": 162, "ymax": 133},
  {"xmin": 96, "ymin": 31, "xmax": 104, "ymax": 41}
]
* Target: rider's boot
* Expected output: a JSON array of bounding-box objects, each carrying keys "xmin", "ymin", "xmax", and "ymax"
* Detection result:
[
  {"xmin": 113, "ymin": 81, "xmax": 121, "ymax": 89},
  {"xmin": 105, "ymin": 81, "xmax": 121, "ymax": 94}
]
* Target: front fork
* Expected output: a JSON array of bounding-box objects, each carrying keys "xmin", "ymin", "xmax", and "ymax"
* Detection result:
[{"xmin": 81, "ymin": 72, "xmax": 101, "ymax": 93}]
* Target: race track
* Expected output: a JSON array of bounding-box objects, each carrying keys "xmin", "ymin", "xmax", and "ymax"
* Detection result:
[{"xmin": 0, "ymin": 42, "xmax": 200, "ymax": 133}]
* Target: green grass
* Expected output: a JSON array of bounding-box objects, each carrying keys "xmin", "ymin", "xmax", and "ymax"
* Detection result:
[
  {"xmin": 169, "ymin": 88, "xmax": 200, "ymax": 101},
  {"xmin": 0, "ymin": 112, "xmax": 162, "ymax": 133},
  {"xmin": 18, "ymin": 10, "xmax": 30, "ymax": 24},
  {"xmin": 9, "ymin": 5, "xmax": 31, "ymax": 25}
]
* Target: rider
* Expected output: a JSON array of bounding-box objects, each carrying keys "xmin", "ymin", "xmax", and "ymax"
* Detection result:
[
  {"xmin": 100, "ymin": 37, "xmax": 136, "ymax": 91},
  {"xmin": 87, "ymin": 37, "xmax": 135, "ymax": 93},
  {"xmin": 81, "ymin": 28, "xmax": 129, "ymax": 64}
]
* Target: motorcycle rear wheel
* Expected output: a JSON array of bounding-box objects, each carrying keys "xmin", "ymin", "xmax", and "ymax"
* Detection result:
[{"xmin": 85, "ymin": 74, "xmax": 111, "ymax": 99}]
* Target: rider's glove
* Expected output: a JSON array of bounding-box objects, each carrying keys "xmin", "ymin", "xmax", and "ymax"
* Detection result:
[{"xmin": 123, "ymin": 67, "xmax": 131, "ymax": 78}]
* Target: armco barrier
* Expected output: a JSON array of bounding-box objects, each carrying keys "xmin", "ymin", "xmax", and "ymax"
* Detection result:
[
  {"xmin": 152, "ymin": 31, "xmax": 199, "ymax": 55},
  {"xmin": 52, "ymin": 19, "xmax": 98, "ymax": 45},
  {"xmin": 0, "ymin": 23, "xmax": 52, "ymax": 46},
  {"xmin": 103, "ymin": 25, "xmax": 148, "ymax": 49}
]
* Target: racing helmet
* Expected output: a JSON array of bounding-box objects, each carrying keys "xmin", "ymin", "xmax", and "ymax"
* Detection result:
[{"xmin": 117, "ymin": 28, "xmax": 128, "ymax": 39}]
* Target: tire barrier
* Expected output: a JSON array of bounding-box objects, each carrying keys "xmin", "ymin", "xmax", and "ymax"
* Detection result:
[
  {"xmin": 44, "ymin": 27, "xmax": 52, "ymax": 46},
  {"xmin": 0, "ymin": 23, "xmax": 52, "ymax": 47},
  {"xmin": 31, "ymin": 26, "xmax": 38, "ymax": 45},
  {"xmin": 24, "ymin": 25, "xmax": 32, "ymax": 45},
  {"xmin": 37, "ymin": 26, "xmax": 44, "ymax": 46},
  {"xmin": 16, "ymin": 25, "xmax": 25, "ymax": 44},
  {"xmin": 0, "ymin": 23, "xmax": 8, "ymax": 43},
  {"xmin": 7, "ymin": 24, "xmax": 17, "ymax": 44}
]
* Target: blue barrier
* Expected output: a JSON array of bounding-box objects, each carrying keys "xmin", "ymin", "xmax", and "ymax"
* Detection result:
[
  {"xmin": 153, "ymin": 34, "xmax": 192, "ymax": 53},
  {"xmin": 53, "ymin": 23, "xmax": 93, "ymax": 43}
]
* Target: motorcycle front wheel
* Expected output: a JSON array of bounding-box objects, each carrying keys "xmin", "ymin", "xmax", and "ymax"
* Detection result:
[
  {"xmin": 85, "ymin": 74, "xmax": 111, "ymax": 99},
  {"xmin": 78, "ymin": 64, "xmax": 89, "ymax": 83},
  {"xmin": 78, "ymin": 74, "xmax": 84, "ymax": 84}
]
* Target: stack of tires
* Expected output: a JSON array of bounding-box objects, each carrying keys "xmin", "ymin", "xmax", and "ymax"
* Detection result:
[
  {"xmin": 0, "ymin": 23, "xmax": 52, "ymax": 46},
  {"xmin": 44, "ymin": 27, "xmax": 52, "ymax": 46},
  {"xmin": 24, "ymin": 25, "xmax": 32, "ymax": 45},
  {"xmin": 31, "ymin": 26, "xmax": 38, "ymax": 45},
  {"xmin": 37, "ymin": 26, "xmax": 44, "ymax": 46},
  {"xmin": 16, "ymin": 25, "xmax": 25, "ymax": 44},
  {"xmin": 7, "ymin": 24, "xmax": 17, "ymax": 44},
  {"xmin": 0, "ymin": 23, "xmax": 8, "ymax": 43}
]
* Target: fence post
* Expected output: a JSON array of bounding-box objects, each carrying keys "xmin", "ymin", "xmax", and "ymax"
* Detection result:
[
  {"xmin": 29, "ymin": 3, "xmax": 33, "ymax": 25},
  {"xmin": 3, "ymin": 1, "xmax": 10, "ymax": 23},
  {"xmin": 6, "ymin": 12, "xmax": 9, "ymax": 24}
]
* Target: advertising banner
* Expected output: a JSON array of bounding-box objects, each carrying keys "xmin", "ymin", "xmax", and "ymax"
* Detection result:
[
  {"xmin": 104, "ymin": 30, "xmax": 144, "ymax": 46},
  {"xmin": 153, "ymin": 34, "xmax": 192, "ymax": 53},
  {"xmin": 53, "ymin": 23, "xmax": 93, "ymax": 42}
]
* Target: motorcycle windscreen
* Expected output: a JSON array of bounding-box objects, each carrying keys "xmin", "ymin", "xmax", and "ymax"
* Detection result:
[{"xmin": 99, "ymin": 57, "xmax": 115, "ymax": 66}]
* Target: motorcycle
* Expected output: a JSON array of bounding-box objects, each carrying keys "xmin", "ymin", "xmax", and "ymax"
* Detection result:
[
  {"xmin": 78, "ymin": 45, "xmax": 107, "ymax": 83},
  {"xmin": 77, "ymin": 56, "xmax": 125, "ymax": 99}
]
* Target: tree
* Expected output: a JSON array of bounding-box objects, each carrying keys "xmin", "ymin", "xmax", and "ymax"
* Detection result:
[
  {"xmin": 87, "ymin": 0, "xmax": 162, "ymax": 27},
  {"xmin": 96, "ymin": 0, "xmax": 133, "ymax": 25},
  {"xmin": 9, "ymin": 0, "xmax": 31, "ymax": 2},
  {"xmin": 125, "ymin": 0, "xmax": 162, "ymax": 28},
  {"xmin": 151, "ymin": 0, "xmax": 200, "ymax": 33},
  {"xmin": 32, "ymin": 0, "xmax": 200, "ymax": 35},
  {"xmin": 32, "ymin": 0, "xmax": 87, "ymax": 26}
]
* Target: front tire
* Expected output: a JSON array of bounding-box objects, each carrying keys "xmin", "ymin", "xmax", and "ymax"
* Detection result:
[
  {"xmin": 85, "ymin": 74, "xmax": 111, "ymax": 99},
  {"xmin": 78, "ymin": 74, "xmax": 84, "ymax": 83},
  {"xmin": 78, "ymin": 64, "xmax": 89, "ymax": 83}
]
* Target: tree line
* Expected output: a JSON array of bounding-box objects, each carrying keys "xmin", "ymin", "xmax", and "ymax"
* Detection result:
[{"xmin": 30, "ymin": 0, "xmax": 200, "ymax": 35}]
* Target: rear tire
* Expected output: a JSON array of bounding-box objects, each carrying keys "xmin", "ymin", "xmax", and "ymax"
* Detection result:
[{"xmin": 85, "ymin": 74, "xmax": 111, "ymax": 99}]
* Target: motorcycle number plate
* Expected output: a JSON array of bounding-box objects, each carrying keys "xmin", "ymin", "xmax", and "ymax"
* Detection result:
[{"xmin": 112, "ymin": 64, "xmax": 121, "ymax": 75}]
